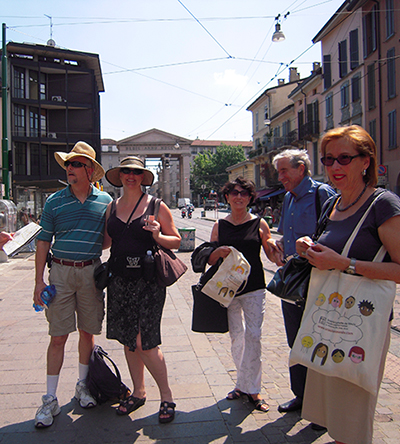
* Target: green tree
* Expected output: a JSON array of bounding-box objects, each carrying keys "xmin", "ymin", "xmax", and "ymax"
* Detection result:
[{"xmin": 191, "ymin": 143, "xmax": 246, "ymax": 198}]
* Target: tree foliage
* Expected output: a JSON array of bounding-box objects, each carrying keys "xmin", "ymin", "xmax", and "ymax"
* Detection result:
[{"xmin": 190, "ymin": 144, "xmax": 247, "ymax": 197}]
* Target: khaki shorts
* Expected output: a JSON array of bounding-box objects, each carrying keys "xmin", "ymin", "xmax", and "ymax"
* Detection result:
[{"xmin": 46, "ymin": 260, "xmax": 104, "ymax": 336}]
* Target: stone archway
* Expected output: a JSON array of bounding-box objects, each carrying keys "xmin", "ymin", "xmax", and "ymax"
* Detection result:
[{"xmin": 117, "ymin": 129, "xmax": 192, "ymax": 206}]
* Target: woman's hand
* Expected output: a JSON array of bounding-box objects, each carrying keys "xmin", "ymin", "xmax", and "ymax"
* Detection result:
[
  {"xmin": 208, "ymin": 246, "xmax": 231, "ymax": 265},
  {"xmin": 0, "ymin": 232, "xmax": 13, "ymax": 250},
  {"xmin": 304, "ymin": 243, "xmax": 349, "ymax": 271},
  {"xmin": 143, "ymin": 215, "xmax": 161, "ymax": 239},
  {"xmin": 296, "ymin": 236, "xmax": 314, "ymax": 258}
]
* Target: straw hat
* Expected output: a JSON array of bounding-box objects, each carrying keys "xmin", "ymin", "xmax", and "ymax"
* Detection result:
[
  {"xmin": 106, "ymin": 157, "xmax": 154, "ymax": 187},
  {"xmin": 54, "ymin": 141, "xmax": 105, "ymax": 183}
]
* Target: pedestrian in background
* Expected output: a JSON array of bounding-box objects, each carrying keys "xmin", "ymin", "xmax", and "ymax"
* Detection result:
[
  {"xmin": 271, "ymin": 149, "xmax": 335, "ymax": 421},
  {"xmin": 103, "ymin": 157, "xmax": 181, "ymax": 423},
  {"xmin": 208, "ymin": 176, "xmax": 282, "ymax": 412},
  {"xmin": 296, "ymin": 125, "xmax": 400, "ymax": 444},
  {"xmin": 33, "ymin": 142, "xmax": 112, "ymax": 428}
]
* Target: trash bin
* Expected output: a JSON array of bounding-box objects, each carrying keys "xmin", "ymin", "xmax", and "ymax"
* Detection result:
[
  {"xmin": 263, "ymin": 216, "xmax": 273, "ymax": 229},
  {"xmin": 178, "ymin": 227, "xmax": 196, "ymax": 252}
]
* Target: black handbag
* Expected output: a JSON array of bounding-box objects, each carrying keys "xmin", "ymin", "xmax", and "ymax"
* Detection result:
[
  {"xmin": 266, "ymin": 256, "xmax": 311, "ymax": 306},
  {"xmin": 191, "ymin": 258, "xmax": 229, "ymax": 333},
  {"xmin": 94, "ymin": 260, "xmax": 111, "ymax": 290},
  {"xmin": 266, "ymin": 196, "xmax": 337, "ymax": 306}
]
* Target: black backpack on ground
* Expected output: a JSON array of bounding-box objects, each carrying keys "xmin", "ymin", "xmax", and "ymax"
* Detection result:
[{"xmin": 86, "ymin": 345, "xmax": 131, "ymax": 404}]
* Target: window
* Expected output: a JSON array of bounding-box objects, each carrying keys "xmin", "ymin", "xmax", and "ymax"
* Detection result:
[
  {"xmin": 41, "ymin": 109, "xmax": 47, "ymax": 137},
  {"xmin": 369, "ymin": 120, "xmax": 377, "ymax": 142},
  {"xmin": 298, "ymin": 110, "xmax": 304, "ymax": 129},
  {"xmin": 351, "ymin": 74, "xmax": 361, "ymax": 102},
  {"xmin": 367, "ymin": 63, "xmax": 376, "ymax": 109},
  {"xmin": 307, "ymin": 101, "xmax": 319, "ymax": 134},
  {"xmin": 13, "ymin": 67, "xmax": 25, "ymax": 99},
  {"xmin": 349, "ymin": 29, "xmax": 359, "ymax": 70},
  {"xmin": 41, "ymin": 145, "xmax": 49, "ymax": 175},
  {"xmin": 282, "ymin": 120, "xmax": 290, "ymax": 136},
  {"xmin": 323, "ymin": 55, "xmax": 332, "ymax": 89},
  {"xmin": 273, "ymin": 126, "xmax": 280, "ymax": 138},
  {"xmin": 339, "ymin": 40, "xmax": 348, "ymax": 78},
  {"xmin": 341, "ymin": 83, "xmax": 350, "ymax": 108},
  {"xmin": 363, "ymin": 6, "xmax": 377, "ymax": 57},
  {"xmin": 388, "ymin": 110, "xmax": 397, "ymax": 149},
  {"xmin": 326, "ymin": 94, "xmax": 333, "ymax": 117},
  {"xmin": 387, "ymin": 47, "xmax": 396, "ymax": 99},
  {"xmin": 255, "ymin": 111, "xmax": 259, "ymax": 133},
  {"xmin": 264, "ymin": 104, "xmax": 269, "ymax": 121},
  {"xmin": 14, "ymin": 105, "xmax": 25, "ymax": 136},
  {"xmin": 15, "ymin": 143, "xmax": 27, "ymax": 175},
  {"xmin": 386, "ymin": 0, "xmax": 394, "ymax": 39},
  {"xmin": 29, "ymin": 70, "xmax": 38, "ymax": 100},
  {"xmin": 31, "ymin": 144, "xmax": 40, "ymax": 176},
  {"xmin": 29, "ymin": 107, "xmax": 39, "ymax": 137},
  {"xmin": 39, "ymin": 72, "xmax": 46, "ymax": 100}
]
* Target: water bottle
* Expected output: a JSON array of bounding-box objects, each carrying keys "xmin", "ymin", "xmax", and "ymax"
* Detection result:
[
  {"xmin": 33, "ymin": 285, "xmax": 57, "ymax": 312},
  {"xmin": 142, "ymin": 250, "xmax": 155, "ymax": 282}
]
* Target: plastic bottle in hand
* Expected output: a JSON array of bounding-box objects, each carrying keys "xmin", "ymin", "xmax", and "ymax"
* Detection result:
[
  {"xmin": 143, "ymin": 250, "xmax": 155, "ymax": 281},
  {"xmin": 33, "ymin": 285, "xmax": 57, "ymax": 312}
]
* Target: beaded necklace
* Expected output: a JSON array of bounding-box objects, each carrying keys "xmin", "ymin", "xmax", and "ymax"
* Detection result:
[{"xmin": 336, "ymin": 183, "xmax": 368, "ymax": 212}]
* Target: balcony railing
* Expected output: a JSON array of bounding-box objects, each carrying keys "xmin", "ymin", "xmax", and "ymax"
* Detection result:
[{"xmin": 298, "ymin": 120, "xmax": 320, "ymax": 140}]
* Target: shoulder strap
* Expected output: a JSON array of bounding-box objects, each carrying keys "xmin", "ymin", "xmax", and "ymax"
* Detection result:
[
  {"xmin": 314, "ymin": 184, "xmax": 322, "ymax": 219},
  {"xmin": 341, "ymin": 192, "xmax": 385, "ymax": 259}
]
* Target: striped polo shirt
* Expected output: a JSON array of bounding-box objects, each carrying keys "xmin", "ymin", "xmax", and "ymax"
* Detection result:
[{"xmin": 38, "ymin": 185, "xmax": 112, "ymax": 261}]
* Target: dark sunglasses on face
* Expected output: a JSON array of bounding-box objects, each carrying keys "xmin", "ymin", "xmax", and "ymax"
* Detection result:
[
  {"xmin": 229, "ymin": 189, "xmax": 250, "ymax": 197},
  {"xmin": 120, "ymin": 168, "xmax": 143, "ymax": 175},
  {"xmin": 64, "ymin": 160, "xmax": 88, "ymax": 168},
  {"xmin": 320, "ymin": 154, "xmax": 361, "ymax": 167}
]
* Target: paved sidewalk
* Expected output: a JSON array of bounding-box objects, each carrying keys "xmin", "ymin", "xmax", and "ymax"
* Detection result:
[{"xmin": 0, "ymin": 246, "xmax": 400, "ymax": 443}]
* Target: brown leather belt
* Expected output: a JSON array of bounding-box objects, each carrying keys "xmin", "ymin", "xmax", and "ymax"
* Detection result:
[{"xmin": 53, "ymin": 258, "xmax": 95, "ymax": 268}]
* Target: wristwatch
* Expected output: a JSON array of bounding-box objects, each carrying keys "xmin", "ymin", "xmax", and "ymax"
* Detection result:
[{"xmin": 345, "ymin": 258, "xmax": 357, "ymax": 275}]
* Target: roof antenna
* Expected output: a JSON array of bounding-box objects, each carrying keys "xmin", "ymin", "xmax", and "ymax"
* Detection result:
[{"xmin": 44, "ymin": 14, "xmax": 56, "ymax": 47}]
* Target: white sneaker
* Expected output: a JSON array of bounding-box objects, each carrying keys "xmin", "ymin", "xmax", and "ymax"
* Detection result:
[
  {"xmin": 75, "ymin": 380, "xmax": 97, "ymax": 408},
  {"xmin": 35, "ymin": 394, "xmax": 61, "ymax": 428}
]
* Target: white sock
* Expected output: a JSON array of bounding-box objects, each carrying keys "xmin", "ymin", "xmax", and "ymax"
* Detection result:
[
  {"xmin": 78, "ymin": 363, "xmax": 89, "ymax": 382},
  {"xmin": 46, "ymin": 375, "xmax": 59, "ymax": 398}
]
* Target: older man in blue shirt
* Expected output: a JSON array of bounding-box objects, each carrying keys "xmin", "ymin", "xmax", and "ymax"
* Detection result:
[{"xmin": 272, "ymin": 149, "xmax": 335, "ymax": 418}]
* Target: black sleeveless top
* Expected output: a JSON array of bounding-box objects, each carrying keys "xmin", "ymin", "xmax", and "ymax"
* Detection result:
[
  {"xmin": 107, "ymin": 197, "xmax": 157, "ymax": 259},
  {"xmin": 218, "ymin": 217, "xmax": 265, "ymax": 295}
]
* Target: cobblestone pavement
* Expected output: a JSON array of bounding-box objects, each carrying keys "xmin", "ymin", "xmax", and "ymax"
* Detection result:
[{"xmin": 0, "ymin": 211, "xmax": 399, "ymax": 443}]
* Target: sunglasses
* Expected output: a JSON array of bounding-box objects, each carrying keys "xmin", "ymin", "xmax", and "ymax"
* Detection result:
[
  {"xmin": 320, "ymin": 154, "xmax": 361, "ymax": 166},
  {"xmin": 120, "ymin": 168, "xmax": 143, "ymax": 175},
  {"xmin": 64, "ymin": 160, "xmax": 88, "ymax": 168},
  {"xmin": 229, "ymin": 189, "xmax": 250, "ymax": 197}
]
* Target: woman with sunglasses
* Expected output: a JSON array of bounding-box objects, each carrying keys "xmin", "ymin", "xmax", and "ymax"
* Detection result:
[
  {"xmin": 296, "ymin": 126, "xmax": 400, "ymax": 444},
  {"xmin": 103, "ymin": 157, "xmax": 181, "ymax": 423},
  {"xmin": 208, "ymin": 176, "xmax": 282, "ymax": 412}
]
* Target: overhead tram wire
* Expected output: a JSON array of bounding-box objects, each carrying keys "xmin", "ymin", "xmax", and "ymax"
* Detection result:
[{"xmin": 176, "ymin": 0, "xmax": 233, "ymax": 59}]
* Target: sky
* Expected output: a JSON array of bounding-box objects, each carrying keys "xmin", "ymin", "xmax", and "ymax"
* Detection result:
[{"xmin": 3, "ymin": 0, "xmax": 344, "ymax": 145}]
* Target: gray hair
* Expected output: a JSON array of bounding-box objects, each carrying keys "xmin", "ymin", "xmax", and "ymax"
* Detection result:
[{"xmin": 272, "ymin": 148, "xmax": 311, "ymax": 176}]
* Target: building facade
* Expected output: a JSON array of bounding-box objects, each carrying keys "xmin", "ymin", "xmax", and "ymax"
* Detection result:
[{"xmin": 1, "ymin": 41, "xmax": 104, "ymax": 216}]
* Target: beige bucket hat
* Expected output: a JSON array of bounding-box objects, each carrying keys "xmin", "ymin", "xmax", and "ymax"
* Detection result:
[
  {"xmin": 105, "ymin": 156, "xmax": 154, "ymax": 187},
  {"xmin": 54, "ymin": 141, "xmax": 105, "ymax": 183}
]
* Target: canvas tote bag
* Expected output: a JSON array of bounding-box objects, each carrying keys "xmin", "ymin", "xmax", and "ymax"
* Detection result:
[
  {"xmin": 201, "ymin": 246, "xmax": 251, "ymax": 308},
  {"xmin": 289, "ymin": 194, "xmax": 396, "ymax": 395}
]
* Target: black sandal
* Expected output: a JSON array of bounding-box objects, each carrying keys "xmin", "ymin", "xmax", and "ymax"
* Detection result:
[
  {"xmin": 159, "ymin": 401, "xmax": 176, "ymax": 423},
  {"xmin": 226, "ymin": 389, "xmax": 245, "ymax": 400},
  {"xmin": 247, "ymin": 394, "xmax": 269, "ymax": 412},
  {"xmin": 116, "ymin": 395, "xmax": 146, "ymax": 416}
]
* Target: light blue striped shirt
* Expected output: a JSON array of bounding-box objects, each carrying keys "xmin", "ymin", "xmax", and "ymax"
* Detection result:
[{"xmin": 38, "ymin": 185, "xmax": 112, "ymax": 260}]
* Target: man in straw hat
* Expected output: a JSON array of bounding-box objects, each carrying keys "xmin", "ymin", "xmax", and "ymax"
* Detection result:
[{"xmin": 33, "ymin": 142, "xmax": 112, "ymax": 428}]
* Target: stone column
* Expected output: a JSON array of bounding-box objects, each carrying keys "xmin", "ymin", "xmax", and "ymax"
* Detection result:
[
  {"xmin": 179, "ymin": 153, "xmax": 191, "ymax": 199},
  {"xmin": 163, "ymin": 156, "xmax": 171, "ymax": 206}
]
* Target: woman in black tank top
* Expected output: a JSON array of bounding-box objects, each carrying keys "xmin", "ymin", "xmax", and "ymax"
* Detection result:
[
  {"xmin": 208, "ymin": 177, "xmax": 282, "ymax": 412},
  {"xmin": 103, "ymin": 157, "xmax": 181, "ymax": 423}
]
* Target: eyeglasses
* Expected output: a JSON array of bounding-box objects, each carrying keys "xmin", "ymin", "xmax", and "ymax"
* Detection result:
[
  {"xmin": 229, "ymin": 189, "xmax": 250, "ymax": 197},
  {"xmin": 320, "ymin": 154, "xmax": 361, "ymax": 166},
  {"xmin": 64, "ymin": 160, "xmax": 88, "ymax": 168},
  {"xmin": 120, "ymin": 168, "xmax": 143, "ymax": 175}
]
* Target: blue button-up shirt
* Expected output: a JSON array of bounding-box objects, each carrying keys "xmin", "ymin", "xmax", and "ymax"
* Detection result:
[{"xmin": 278, "ymin": 176, "xmax": 336, "ymax": 257}]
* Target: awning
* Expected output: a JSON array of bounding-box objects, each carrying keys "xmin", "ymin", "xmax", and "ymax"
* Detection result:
[
  {"xmin": 259, "ymin": 188, "xmax": 286, "ymax": 200},
  {"xmin": 256, "ymin": 188, "xmax": 276, "ymax": 199}
]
